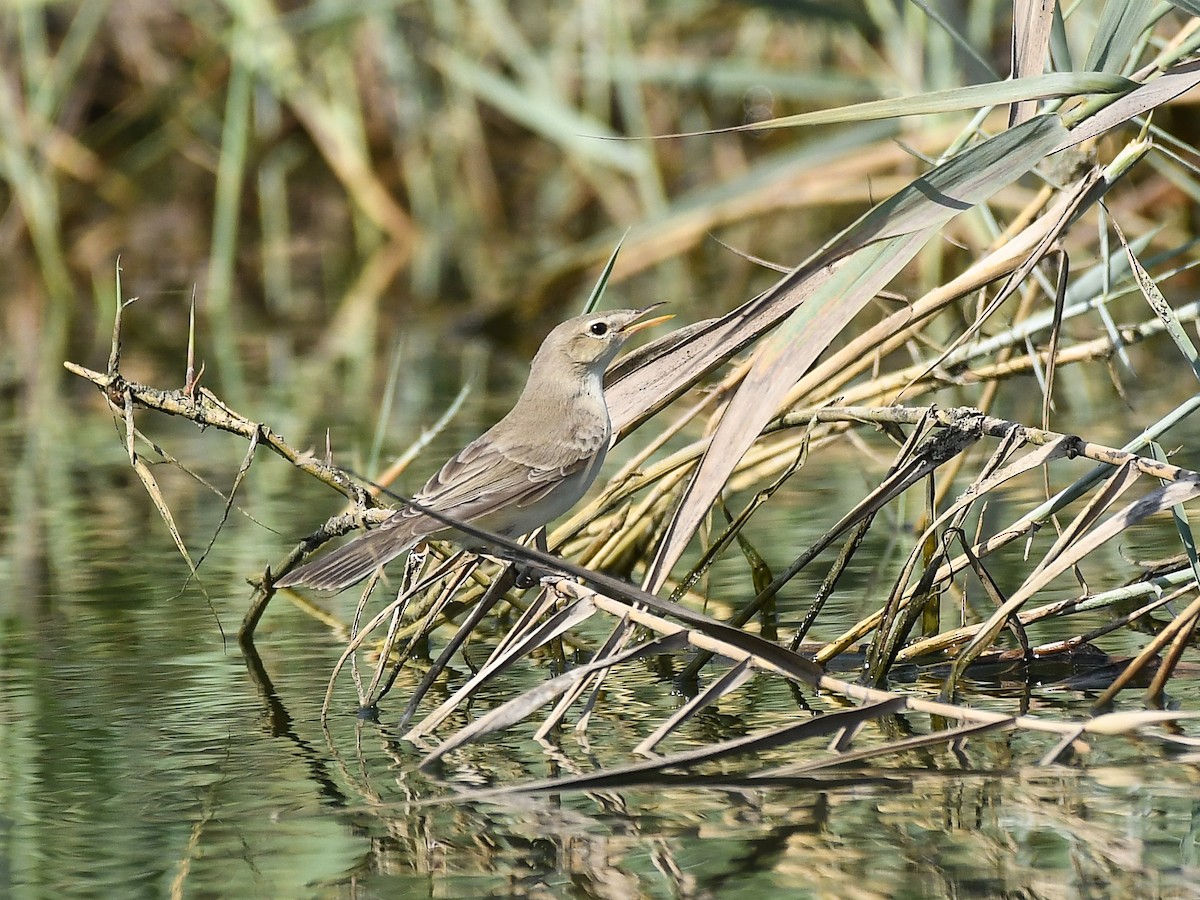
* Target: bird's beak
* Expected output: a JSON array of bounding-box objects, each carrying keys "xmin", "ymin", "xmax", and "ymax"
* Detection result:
[{"xmin": 620, "ymin": 302, "xmax": 674, "ymax": 336}]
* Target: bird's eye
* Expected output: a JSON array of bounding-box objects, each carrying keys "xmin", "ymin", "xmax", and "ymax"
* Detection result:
[{"xmin": 589, "ymin": 321, "xmax": 608, "ymax": 336}]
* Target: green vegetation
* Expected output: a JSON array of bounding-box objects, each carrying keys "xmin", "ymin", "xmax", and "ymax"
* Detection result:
[{"xmin": 7, "ymin": 0, "xmax": 1200, "ymax": 792}]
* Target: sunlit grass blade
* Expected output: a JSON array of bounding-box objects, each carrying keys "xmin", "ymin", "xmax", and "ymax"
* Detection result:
[
  {"xmin": 406, "ymin": 596, "xmax": 602, "ymax": 742},
  {"xmin": 1009, "ymin": 0, "xmax": 1056, "ymax": 125},
  {"xmin": 582, "ymin": 230, "xmax": 629, "ymax": 315},
  {"xmin": 642, "ymin": 74, "xmax": 1131, "ymax": 138},
  {"xmin": 1084, "ymin": 0, "xmax": 1153, "ymax": 73},
  {"xmin": 1110, "ymin": 213, "xmax": 1200, "ymax": 382},
  {"xmin": 1059, "ymin": 58, "xmax": 1200, "ymax": 146},
  {"xmin": 632, "ymin": 660, "xmax": 754, "ymax": 756}
]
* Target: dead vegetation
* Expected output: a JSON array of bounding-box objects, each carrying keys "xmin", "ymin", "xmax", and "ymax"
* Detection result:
[{"xmin": 52, "ymin": 3, "xmax": 1200, "ymax": 786}]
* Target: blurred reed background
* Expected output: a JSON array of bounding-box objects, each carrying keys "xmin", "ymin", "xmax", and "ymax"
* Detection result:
[
  {"xmin": 0, "ymin": 0, "xmax": 883, "ymax": 590},
  {"xmin": 3, "ymin": 1, "xmax": 1024, "ymax": 399},
  {"xmin": 7, "ymin": 2, "xmax": 1196, "ymax": 404},
  {"xmin": 4, "ymin": 1, "xmax": 1200, "ymax": 625}
]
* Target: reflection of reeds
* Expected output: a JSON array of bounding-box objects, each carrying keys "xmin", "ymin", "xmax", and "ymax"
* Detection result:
[
  {"xmin": 51, "ymin": 4, "xmax": 1200, "ymax": 781},
  {"xmin": 2, "ymin": 3, "xmax": 880, "ymax": 368}
]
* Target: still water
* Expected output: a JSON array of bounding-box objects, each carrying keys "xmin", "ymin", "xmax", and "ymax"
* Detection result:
[{"xmin": 3, "ymin": 321, "xmax": 1200, "ymax": 898}]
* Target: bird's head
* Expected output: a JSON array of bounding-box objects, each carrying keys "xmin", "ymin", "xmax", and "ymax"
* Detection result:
[{"xmin": 541, "ymin": 304, "xmax": 673, "ymax": 375}]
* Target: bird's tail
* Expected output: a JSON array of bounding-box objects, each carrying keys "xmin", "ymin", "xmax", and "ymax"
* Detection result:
[{"xmin": 275, "ymin": 529, "xmax": 413, "ymax": 591}]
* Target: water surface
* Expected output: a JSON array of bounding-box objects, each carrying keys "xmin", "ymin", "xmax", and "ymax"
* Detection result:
[{"xmin": 3, "ymin": 324, "xmax": 1199, "ymax": 899}]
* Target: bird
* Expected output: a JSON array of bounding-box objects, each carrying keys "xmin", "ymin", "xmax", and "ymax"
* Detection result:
[{"xmin": 275, "ymin": 305, "xmax": 672, "ymax": 591}]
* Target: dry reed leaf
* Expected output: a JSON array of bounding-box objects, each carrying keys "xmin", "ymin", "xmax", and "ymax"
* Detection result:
[
  {"xmin": 1009, "ymin": 0, "xmax": 1056, "ymax": 126},
  {"xmin": 646, "ymin": 115, "xmax": 1069, "ymax": 589}
]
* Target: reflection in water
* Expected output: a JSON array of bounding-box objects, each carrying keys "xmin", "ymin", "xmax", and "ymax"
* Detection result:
[
  {"xmin": 3, "ymin": 342, "xmax": 1199, "ymax": 898},
  {"xmin": 1, "ymin": 611, "xmax": 366, "ymax": 895}
]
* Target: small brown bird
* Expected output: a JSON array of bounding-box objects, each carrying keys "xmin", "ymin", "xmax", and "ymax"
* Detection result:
[{"xmin": 276, "ymin": 306, "xmax": 671, "ymax": 591}]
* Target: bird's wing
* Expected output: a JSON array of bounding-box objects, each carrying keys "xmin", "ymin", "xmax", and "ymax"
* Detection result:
[
  {"xmin": 377, "ymin": 420, "xmax": 605, "ymax": 540},
  {"xmin": 276, "ymin": 434, "xmax": 600, "ymax": 591}
]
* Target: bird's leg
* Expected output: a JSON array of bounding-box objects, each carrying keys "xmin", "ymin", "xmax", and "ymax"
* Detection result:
[{"xmin": 513, "ymin": 529, "xmax": 551, "ymax": 589}]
